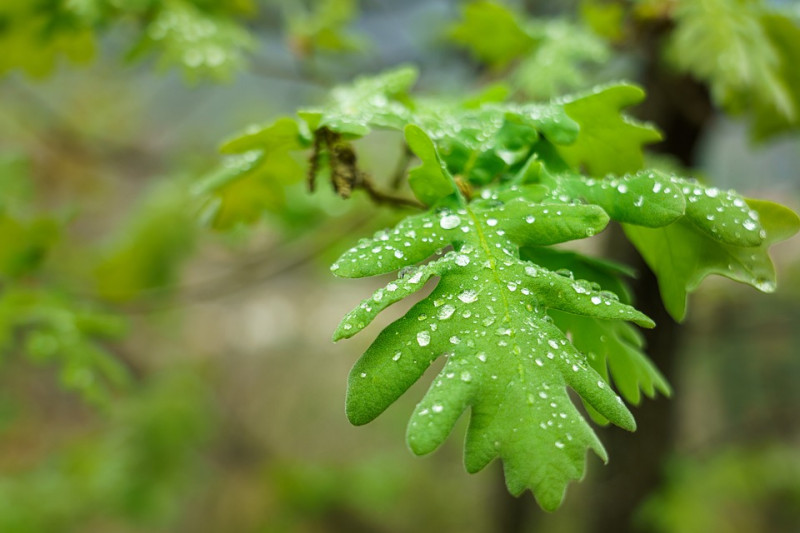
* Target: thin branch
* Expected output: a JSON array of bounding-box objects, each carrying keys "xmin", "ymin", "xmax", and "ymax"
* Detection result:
[
  {"xmin": 114, "ymin": 213, "xmax": 373, "ymax": 314},
  {"xmin": 390, "ymin": 143, "xmax": 414, "ymax": 190},
  {"xmin": 359, "ymin": 173, "xmax": 425, "ymax": 210}
]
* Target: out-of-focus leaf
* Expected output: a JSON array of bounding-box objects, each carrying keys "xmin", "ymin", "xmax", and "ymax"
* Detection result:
[
  {"xmin": 196, "ymin": 118, "xmax": 307, "ymax": 229},
  {"xmin": 299, "ymin": 66, "xmax": 418, "ymax": 137},
  {"xmin": 555, "ymin": 83, "xmax": 662, "ymax": 176},
  {"xmin": 666, "ymin": 0, "xmax": 800, "ymax": 138},
  {"xmin": 0, "ymin": 367, "xmax": 213, "ymax": 530},
  {"xmin": 751, "ymin": 13, "xmax": 800, "ymax": 139},
  {"xmin": 0, "ymin": 1, "xmax": 95, "ymax": 78},
  {"xmin": 0, "ymin": 288, "xmax": 129, "ymax": 404},
  {"xmin": 130, "ymin": 0, "xmax": 255, "ymax": 81},
  {"xmin": 284, "ymin": 0, "xmax": 365, "ymax": 56},
  {"xmin": 448, "ymin": 1, "xmax": 537, "ymax": 69},
  {"xmin": 0, "ymin": 214, "xmax": 59, "ymax": 279},
  {"xmin": 95, "ymin": 178, "xmax": 197, "ymax": 302},
  {"xmin": 512, "ymin": 19, "xmax": 610, "ymax": 100},
  {"xmin": 580, "ymin": 0, "xmax": 625, "ymax": 41},
  {"xmin": 638, "ymin": 445, "xmax": 800, "ymax": 533}
]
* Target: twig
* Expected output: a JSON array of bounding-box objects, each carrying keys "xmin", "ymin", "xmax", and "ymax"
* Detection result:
[
  {"xmin": 389, "ymin": 143, "xmax": 414, "ymax": 190},
  {"xmin": 360, "ymin": 174, "xmax": 425, "ymax": 209}
]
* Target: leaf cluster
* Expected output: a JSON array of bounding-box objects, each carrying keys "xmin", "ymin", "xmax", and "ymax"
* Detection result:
[{"xmin": 234, "ymin": 67, "xmax": 799, "ymax": 509}]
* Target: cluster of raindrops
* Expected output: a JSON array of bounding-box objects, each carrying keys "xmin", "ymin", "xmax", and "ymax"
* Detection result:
[{"xmin": 669, "ymin": 176, "xmax": 766, "ymax": 243}]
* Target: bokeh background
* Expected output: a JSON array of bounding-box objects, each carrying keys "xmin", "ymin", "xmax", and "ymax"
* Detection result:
[{"xmin": 0, "ymin": 1, "xmax": 799, "ymax": 532}]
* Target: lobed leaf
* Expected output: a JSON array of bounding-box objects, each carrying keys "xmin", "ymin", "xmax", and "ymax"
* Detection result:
[
  {"xmin": 333, "ymin": 199, "xmax": 651, "ymax": 508},
  {"xmin": 520, "ymin": 246, "xmax": 669, "ymax": 416},
  {"xmin": 555, "ymin": 84, "xmax": 662, "ymax": 176},
  {"xmin": 553, "ymin": 170, "xmax": 686, "ymax": 228},
  {"xmin": 299, "ymin": 66, "xmax": 417, "ymax": 137},
  {"xmin": 448, "ymin": 1, "xmax": 537, "ymax": 69},
  {"xmin": 404, "ymin": 125, "xmax": 459, "ymax": 205},
  {"xmin": 195, "ymin": 118, "xmax": 307, "ymax": 229},
  {"xmin": 624, "ymin": 198, "xmax": 800, "ymax": 321}
]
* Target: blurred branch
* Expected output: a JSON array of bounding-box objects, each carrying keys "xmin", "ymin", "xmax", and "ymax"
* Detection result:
[
  {"xmin": 247, "ymin": 55, "xmax": 333, "ymax": 91},
  {"xmin": 4, "ymin": 80, "xmax": 160, "ymax": 165},
  {"xmin": 116, "ymin": 212, "xmax": 375, "ymax": 314},
  {"xmin": 389, "ymin": 143, "xmax": 414, "ymax": 190}
]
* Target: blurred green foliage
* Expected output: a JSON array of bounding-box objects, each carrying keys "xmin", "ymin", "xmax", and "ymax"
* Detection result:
[
  {"xmin": 666, "ymin": 0, "xmax": 800, "ymax": 139},
  {"xmin": 0, "ymin": 368, "xmax": 214, "ymax": 532},
  {"xmin": 638, "ymin": 445, "xmax": 800, "ymax": 533}
]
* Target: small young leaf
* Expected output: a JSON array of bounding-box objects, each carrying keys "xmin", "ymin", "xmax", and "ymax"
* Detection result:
[{"xmin": 403, "ymin": 125, "xmax": 459, "ymax": 205}]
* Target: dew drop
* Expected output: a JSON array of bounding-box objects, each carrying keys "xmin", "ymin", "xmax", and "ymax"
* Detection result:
[
  {"xmin": 455, "ymin": 254, "xmax": 471, "ymax": 266},
  {"xmin": 416, "ymin": 331, "xmax": 431, "ymax": 346},
  {"xmin": 440, "ymin": 214, "xmax": 461, "ymax": 229},
  {"xmin": 438, "ymin": 305, "xmax": 456, "ymax": 320},
  {"xmin": 458, "ymin": 290, "xmax": 478, "ymax": 303}
]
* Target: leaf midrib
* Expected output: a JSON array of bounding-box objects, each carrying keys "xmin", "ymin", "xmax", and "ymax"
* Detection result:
[{"xmin": 464, "ymin": 205, "xmax": 529, "ymax": 385}]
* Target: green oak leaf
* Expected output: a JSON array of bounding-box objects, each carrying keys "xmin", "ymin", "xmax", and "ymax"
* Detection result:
[
  {"xmin": 448, "ymin": 1, "xmax": 537, "ymax": 69},
  {"xmin": 549, "ymin": 170, "xmax": 686, "ymax": 228},
  {"xmin": 332, "ymin": 193, "xmax": 655, "ymax": 510},
  {"xmin": 404, "ymin": 124, "xmax": 459, "ymax": 205},
  {"xmin": 544, "ymin": 170, "xmax": 767, "ymax": 246},
  {"xmin": 194, "ymin": 118, "xmax": 307, "ymax": 229},
  {"xmin": 521, "ymin": 247, "xmax": 670, "ymax": 421},
  {"xmin": 512, "ymin": 18, "xmax": 610, "ymax": 100},
  {"xmin": 299, "ymin": 66, "xmax": 417, "ymax": 137},
  {"xmin": 551, "ymin": 310, "xmax": 670, "ymax": 408},
  {"xmin": 132, "ymin": 1, "xmax": 254, "ymax": 81},
  {"xmin": 666, "ymin": 0, "xmax": 796, "ymax": 131},
  {"xmin": 555, "ymin": 84, "xmax": 662, "ymax": 176},
  {"xmin": 751, "ymin": 13, "xmax": 800, "ymax": 139},
  {"xmin": 520, "ymin": 246, "xmax": 636, "ymax": 305},
  {"xmin": 624, "ymin": 198, "xmax": 800, "ymax": 322},
  {"xmin": 413, "ymin": 102, "xmax": 576, "ymax": 185}
]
